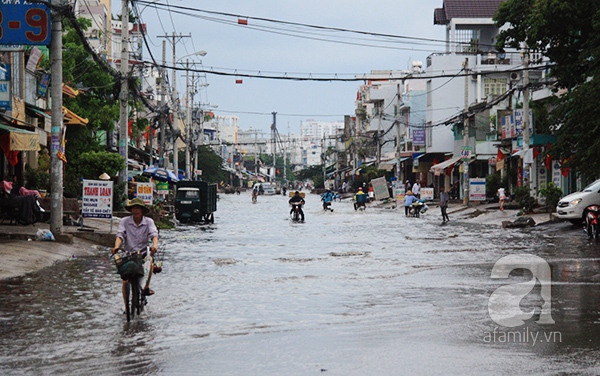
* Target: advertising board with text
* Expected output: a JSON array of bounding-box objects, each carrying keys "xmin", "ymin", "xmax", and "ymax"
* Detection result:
[
  {"xmin": 469, "ymin": 178, "xmax": 486, "ymax": 201},
  {"xmin": 82, "ymin": 179, "xmax": 113, "ymax": 218},
  {"xmin": 136, "ymin": 182, "xmax": 153, "ymax": 205}
]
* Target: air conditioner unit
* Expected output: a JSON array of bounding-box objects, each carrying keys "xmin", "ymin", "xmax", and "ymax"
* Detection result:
[
  {"xmin": 90, "ymin": 29, "xmax": 99, "ymax": 38},
  {"xmin": 509, "ymin": 72, "xmax": 521, "ymax": 81}
]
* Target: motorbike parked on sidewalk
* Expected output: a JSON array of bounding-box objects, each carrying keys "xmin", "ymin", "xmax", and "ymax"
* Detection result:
[{"xmin": 585, "ymin": 205, "xmax": 600, "ymax": 239}]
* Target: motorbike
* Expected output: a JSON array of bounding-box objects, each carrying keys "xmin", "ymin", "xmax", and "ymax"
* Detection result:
[
  {"xmin": 585, "ymin": 205, "xmax": 600, "ymax": 239},
  {"xmin": 322, "ymin": 200, "xmax": 333, "ymax": 212},
  {"xmin": 290, "ymin": 203, "xmax": 304, "ymax": 222}
]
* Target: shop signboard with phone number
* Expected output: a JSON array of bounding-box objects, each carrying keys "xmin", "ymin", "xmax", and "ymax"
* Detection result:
[{"xmin": 0, "ymin": 2, "xmax": 51, "ymax": 46}]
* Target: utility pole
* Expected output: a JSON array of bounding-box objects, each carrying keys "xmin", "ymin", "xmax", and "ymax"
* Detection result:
[
  {"xmin": 159, "ymin": 40, "xmax": 166, "ymax": 168},
  {"xmin": 185, "ymin": 60, "xmax": 192, "ymax": 180},
  {"xmin": 50, "ymin": 0, "xmax": 64, "ymax": 235},
  {"xmin": 396, "ymin": 82, "xmax": 402, "ymax": 182},
  {"xmin": 118, "ymin": 0, "xmax": 129, "ymax": 202},
  {"xmin": 157, "ymin": 33, "xmax": 191, "ymax": 174},
  {"xmin": 271, "ymin": 112, "xmax": 277, "ymax": 181},
  {"xmin": 462, "ymin": 58, "xmax": 470, "ymax": 206},
  {"xmin": 522, "ymin": 45, "xmax": 531, "ymax": 193}
]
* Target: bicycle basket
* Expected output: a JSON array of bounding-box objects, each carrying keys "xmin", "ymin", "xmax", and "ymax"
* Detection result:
[{"xmin": 115, "ymin": 253, "xmax": 144, "ymax": 280}]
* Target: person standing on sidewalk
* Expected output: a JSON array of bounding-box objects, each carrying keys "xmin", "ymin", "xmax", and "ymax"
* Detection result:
[
  {"xmin": 412, "ymin": 181, "xmax": 421, "ymax": 199},
  {"xmin": 439, "ymin": 186, "xmax": 450, "ymax": 222}
]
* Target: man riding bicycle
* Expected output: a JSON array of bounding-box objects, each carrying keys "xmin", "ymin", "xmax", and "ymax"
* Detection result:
[{"xmin": 112, "ymin": 198, "xmax": 159, "ymax": 309}]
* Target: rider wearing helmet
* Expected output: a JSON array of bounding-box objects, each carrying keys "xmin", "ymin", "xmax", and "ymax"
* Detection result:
[
  {"xmin": 354, "ymin": 187, "xmax": 367, "ymax": 210},
  {"xmin": 289, "ymin": 191, "xmax": 306, "ymax": 220}
]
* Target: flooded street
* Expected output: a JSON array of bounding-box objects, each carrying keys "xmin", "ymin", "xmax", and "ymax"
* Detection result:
[{"xmin": 3, "ymin": 192, "xmax": 600, "ymax": 375}]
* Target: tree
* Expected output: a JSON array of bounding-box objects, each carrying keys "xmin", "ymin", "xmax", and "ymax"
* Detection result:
[
  {"xmin": 196, "ymin": 146, "xmax": 228, "ymax": 184},
  {"xmin": 494, "ymin": 0, "xmax": 600, "ymax": 179}
]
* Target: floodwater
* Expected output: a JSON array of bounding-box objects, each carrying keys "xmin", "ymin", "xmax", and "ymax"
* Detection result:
[{"xmin": 2, "ymin": 192, "xmax": 600, "ymax": 375}]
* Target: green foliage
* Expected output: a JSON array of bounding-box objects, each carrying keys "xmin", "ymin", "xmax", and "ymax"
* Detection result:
[
  {"xmin": 354, "ymin": 166, "xmax": 386, "ymax": 191},
  {"xmin": 63, "ymin": 151, "xmax": 125, "ymax": 198},
  {"xmin": 494, "ymin": 0, "xmax": 600, "ymax": 178},
  {"xmin": 539, "ymin": 182, "xmax": 563, "ymax": 212},
  {"xmin": 196, "ymin": 146, "xmax": 228, "ymax": 184},
  {"xmin": 24, "ymin": 165, "xmax": 50, "ymax": 191},
  {"xmin": 486, "ymin": 173, "xmax": 501, "ymax": 198},
  {"xmin": 76, "ymin": 151, "xmax": 126, "ymax": 179},
  {"xmin": 514, "ymin": 186, "xmax": 536, "ymax": 214}
]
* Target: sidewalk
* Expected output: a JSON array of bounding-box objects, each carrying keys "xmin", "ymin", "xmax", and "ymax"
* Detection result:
[{"xmin": 0, "ymin": 217, "xmax": 119, "ymax": 280}]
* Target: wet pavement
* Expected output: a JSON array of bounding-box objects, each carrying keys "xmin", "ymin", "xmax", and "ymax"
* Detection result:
[{"xmin": 2, "ymin": 193, "xmax": 600, "ymax": 375}]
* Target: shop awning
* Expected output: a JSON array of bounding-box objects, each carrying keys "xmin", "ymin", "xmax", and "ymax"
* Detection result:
[
  {"xmin": 0, "ymin": 123, "xmax": 40, "ymax": 151},
  {"xmin": 63, "ymin": 106, "xmax": 88, "ymax": 126},
  {"xmin": 62, "ymin": 84, "xmax": 80, "ymax": 98},
  {"xmin": 26, "ymin": 106, "xmax": 51, "ymax": 119},
  {"xmin": 429, "ymin": 156, "xmax": 461, "ymax": 173}
]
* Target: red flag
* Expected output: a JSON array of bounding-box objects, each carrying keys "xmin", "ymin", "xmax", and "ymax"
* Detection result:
[
  {"xmin": 235, "ymin": 79, "xmax": 243, "ymax": 84},
  {"xmin": 238, "ymin": 18, "xmax": 248, "ymax": 25},
  {"xmin": 533, "ymin": 147, "xmax": 540, "ymax": 159},
  {"xmin": 0, "ymin": 134, "xmax": 19, "ymax": 166},
  {"xmin": 560, "ymin": 158, "xmax": 570, "ymax": 177},
  {"xmin": 497, "ymin": 149, "xmax": 505, "ymax": 161}
]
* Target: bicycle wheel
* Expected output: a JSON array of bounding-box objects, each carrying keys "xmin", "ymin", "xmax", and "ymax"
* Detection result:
[{"xmin": 125, "ymin": 281, "xmax": 132, "ymax": 322}]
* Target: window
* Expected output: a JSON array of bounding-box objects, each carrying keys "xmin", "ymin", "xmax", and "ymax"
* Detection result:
[{"xmin": 484, "ymin": 78, "xmax": 507, "ymax": 97}]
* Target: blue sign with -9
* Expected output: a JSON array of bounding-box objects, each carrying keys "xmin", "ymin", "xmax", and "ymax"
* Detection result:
[{"xmin": 0, "ymin": 2, "xmax": 51, "ymax": 46}]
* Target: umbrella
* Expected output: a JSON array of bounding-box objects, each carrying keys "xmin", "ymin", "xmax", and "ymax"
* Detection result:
[{"xmin": 142, "ymin": 167, "xmax": 179, "ymax": 182}]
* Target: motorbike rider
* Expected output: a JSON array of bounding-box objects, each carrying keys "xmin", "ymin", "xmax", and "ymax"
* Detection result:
[
  {"xmin": 321, "ymin": 189, "xmax": 334, "ymax": 210},
  {"xmin": 354, "ymin": 187, "xmax": 367, "ymax": 210},
  {"xmin": 289, "ymin": 191, "xmax": 306, "ymax": 221}
]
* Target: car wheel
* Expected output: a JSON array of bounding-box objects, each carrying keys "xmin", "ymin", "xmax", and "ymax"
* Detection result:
[{"xmin": 569, "ymin": 219, "xmax": 583, "ymax": 226}]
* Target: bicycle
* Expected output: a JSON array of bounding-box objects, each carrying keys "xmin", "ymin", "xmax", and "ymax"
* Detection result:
[{"xmin": 113, "ymin": 247, "xmax": 151, "ymax": 322}]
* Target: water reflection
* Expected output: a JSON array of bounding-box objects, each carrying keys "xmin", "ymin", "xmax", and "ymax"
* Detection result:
[{"xmin": 2, "ymin": 193, "xmax": 600, "ymax": 374}]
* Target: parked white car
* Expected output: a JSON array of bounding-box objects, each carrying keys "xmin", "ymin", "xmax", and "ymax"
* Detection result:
[
  {"xmin": 253, "ymin": 183, "xmax": 277, "ymax": 195},
  {"xmin": 261, "ymin": 183, "xmax": 277, "ymax": 195},
  {"xmin": 556, "ymin": 179, "xmax": 600, "ymax": 224}
]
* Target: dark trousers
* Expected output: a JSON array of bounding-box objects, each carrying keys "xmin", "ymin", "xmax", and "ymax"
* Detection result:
[{"xmin": 441, "ymin": 204, "xmax": 449, "ymax": 221}]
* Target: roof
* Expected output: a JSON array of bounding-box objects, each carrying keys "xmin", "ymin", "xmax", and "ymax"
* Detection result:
[{"xmin": 434, "ymin": 0, "xmax": 506, "ymax": 25}]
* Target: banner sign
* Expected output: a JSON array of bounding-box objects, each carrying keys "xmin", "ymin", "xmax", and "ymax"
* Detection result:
[
  {"xmin": 155, "ymin": 181, "xmax": 169, "ymax": 196},
  {"xmin": 136, "ymin": 182, "xmax": 153, "ymax": 204},
  {"xmin": 371, "ymin": 176, "xmax": 390, "ymax": 200},
  {"xmin": 82, "ymin": 179, "xmax": 113, "ymax": 218},
  {"xmin": 0, "ymin": 2, "xmax": 51, "ymax": 46},
  {"xmin": 412, "ymin": 129, "xmax": 426, "ymax": 146},
  {"xmin": 421, "ymin": 187, "xmax": 434, "ymax": 201},
  {"xmin": 0, "ymin": 64, "xmax": 10, "ymax": 108},
  {"xmin": 395, "ymin": 186, "xmax": 406, "ymax": 208},
  {"xmin": 469, "ymin": 178, "xmax": 486, "ymax": 201}
]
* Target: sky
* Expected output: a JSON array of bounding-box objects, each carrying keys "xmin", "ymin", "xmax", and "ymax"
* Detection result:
[{"xmin": 118, "ymin": 0, "xmax": 447, "ymax": 135}]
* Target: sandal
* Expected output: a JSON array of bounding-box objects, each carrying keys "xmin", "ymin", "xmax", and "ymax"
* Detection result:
[{"xmin": 142, "ymin": 288, "xmax": 155, "ymax": 296}]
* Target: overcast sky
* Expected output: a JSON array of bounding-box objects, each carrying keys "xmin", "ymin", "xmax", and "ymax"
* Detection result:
[{"xmin": 121, "ymin": 0, "xmax": 447, "ymax": 134}]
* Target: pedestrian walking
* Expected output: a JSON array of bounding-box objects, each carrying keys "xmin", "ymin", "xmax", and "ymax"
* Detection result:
[
  {"xmin": 439, "ymin": 186, "xmax": 450, "ymax": 222},
  {"xmin": 497, "ymin": 187, "xmax": 507, "ymax": 211}
]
